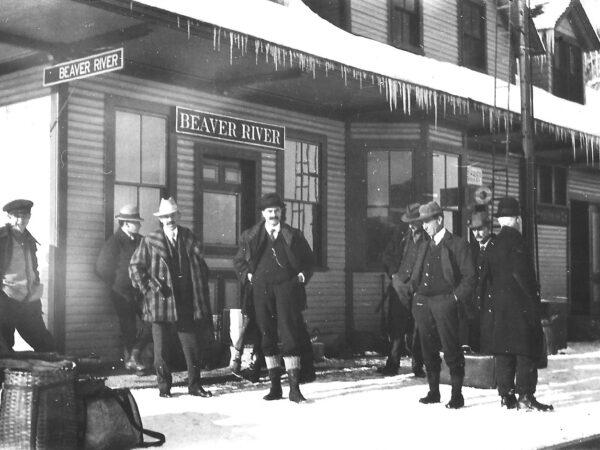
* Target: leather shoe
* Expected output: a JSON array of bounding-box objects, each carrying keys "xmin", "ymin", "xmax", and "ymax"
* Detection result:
[
  {"xmin": 419, "ymin": 391, "xmax": 441, "ymax": 404},
  {"xmin": 159, "ymin": 392, "xmax": 172, "ymax": 398},
  {"xmin": 189, "ymin": 387, "xmax": 212, "ymax": 398},
  {"xmin": 412, "ymin": 368, "xmax": 426, "ymax": 378},
  {"xmin": 501, "ymin": 394, "xmax": 518, "ymax": 409},
  {"xmin": 445, "ymin": 393, "xmax": 465, "ymax": 409},
  {"xmin": 376, "ymin": 365, "xmax": 399, "ymax": 376},
  {"xmin": 517, "ymin": 394, "xmax": 553, "ymax": 412}
]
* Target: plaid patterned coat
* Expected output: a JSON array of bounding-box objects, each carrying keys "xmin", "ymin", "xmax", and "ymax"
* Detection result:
[{"xmin": 129, "ymin": 226, "xmax": 211, "ymax": 323}]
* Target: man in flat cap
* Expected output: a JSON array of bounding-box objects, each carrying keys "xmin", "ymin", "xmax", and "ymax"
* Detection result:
[
  {"xmin": 96, "ymin": 204, "xmax": 151, "ymax": 373},
  {"xmin": 233, "ymin": 192, "xmax": 315, "ymax": 402},
  {"xmin": 130, "ymin": 197, "xmax": 213, "ymax": 398},
  {"xmin": 0, "ymin": 199, "xmax": 55, "ymax": 353},
  {"xmin": 411, "ymin": 201, "xmax": 475, "ymax": 409},
  {"xmin": 377, "ymin": 202, "xmax": 427, "ymax": 377},
  {"xmin": 484, "ymin": 197, "xmax": 553, "ymax": 411}
]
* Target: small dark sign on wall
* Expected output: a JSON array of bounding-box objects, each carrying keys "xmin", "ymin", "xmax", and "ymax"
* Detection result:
[
  {"xmin": 43, "ymin": 48, "xmax": 123, "ymax": 87},
  {"xmin": 176, "ymin": 106, "xmax": 285, "ymax": 150}
]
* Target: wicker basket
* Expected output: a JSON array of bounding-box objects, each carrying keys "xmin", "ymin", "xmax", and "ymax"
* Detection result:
[{"xmin": 0, "ymin": 364, "xmax": 78, "ymax": 449}]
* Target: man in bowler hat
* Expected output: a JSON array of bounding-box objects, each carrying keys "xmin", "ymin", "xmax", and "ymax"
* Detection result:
[
  {"xmin": 485, "ymin": 197, "xmax": 553, "ymax": 411},
  {"xmin": 378, "ymin": 202, "xmax": 427, "ymax": 377},
  {"xmin": 233, "ymin": 192, "xmax": 315, "ymax": 402},
  {"xmin": 411, "ymin": 201, "xmax": 476, "ymax": 408},
  {"xmin": 130, "ymin": 197, "xmax": 213, "ymax": 398},
  {"xmin": 0, "ymin": 199, "xmax": 55, "ymax": 353},
  {"xmin": 96, "ymin": 204, "xmax": 152, "ymax": 373}
]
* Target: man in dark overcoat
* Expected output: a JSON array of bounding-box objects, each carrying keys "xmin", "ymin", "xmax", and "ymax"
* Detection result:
[
  {"xmin": 233, "ymin": 192, "xmax": 315, "ymax": 403},
  {"xmin": 129, "ymin": 197, "xmax": 213, "ymax": 398},
  {"xmin": 411, "ymin": 201, "xmax": 476, "ymax": 409},
  {"xmin": 486, "ymin": 197, "xmax": 553, "ymax": 411},
  {"xmin": 0, "ymin": 199, "xmax": 55, "ymax": 353},
  {"xmin": 378, "ymin": 202, "xmax": 426, "ymax": 377},
  {"xmin": 96, "ymin": 204, "xmax": 151, "ymax": 372}
]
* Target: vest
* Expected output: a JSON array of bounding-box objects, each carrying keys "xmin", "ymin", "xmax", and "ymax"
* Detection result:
[
  {"xmin": 1, "ymin": 235, "xmax": 35, "ymax": 301},
  {"xmin": 165, "ymin": 234, "xmax": 194, "ymax": 323},
  {"xmin": 254, "ymin": 232, "xmax": 294, "ymax": 284},
  {"xmin": 417, "ymin": 242, "xmax": 453, "ymax": 296},
  {"xmin": 396, "ymin": 235, "xmax": 422, "ymax": 282}
]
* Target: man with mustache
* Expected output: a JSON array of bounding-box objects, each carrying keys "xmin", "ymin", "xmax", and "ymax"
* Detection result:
[{"xmin": 233, "ymin": 193, "xmax": 315, "ymax": 403}]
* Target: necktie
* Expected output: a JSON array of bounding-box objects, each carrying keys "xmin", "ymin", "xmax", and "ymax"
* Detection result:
[{"xmin": 269, "ymin": 229, "xmax": 276, "ymax": 241}]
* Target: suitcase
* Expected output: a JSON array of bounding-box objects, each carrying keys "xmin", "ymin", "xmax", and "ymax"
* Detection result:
[{"xmin": 440, "ymin": 353, "xmax": 496, "ymax": 389}]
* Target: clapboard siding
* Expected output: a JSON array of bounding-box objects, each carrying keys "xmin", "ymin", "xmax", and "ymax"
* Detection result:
[
  {"xmin": 350, "ymin": 122, "xmax": 421, "ymax": 141},
  {"xmin": 0, "ymin": 66, "xmax": 50, "ymax": 106},
  {"xmin": 353, "ymin": 272, "xmax": 384, "ymax": 334},
  {"xmin": 423, "ymin": 0, "xmax": 458, "ymax": 64},
  {"xmin": 569, "ymin": 168, "xmax": 600, "ymax": 200},
  {"xmin": 350, "ymin": 0, "xmax": 388, "ymax": 43},
  {"xmin": 537, "ymin": 225, "xmax": 567, "ymax": 302},
  {"xmin": 466, "ymin": 150, "xmax": 521, "ymax": 205},
  {"xmin": 62, "ymin": 73, "xmax": 346, "ymax": 356},
  {"xmin": 428, "ymin": 124, "xmax": 463, "ymax": 147}
]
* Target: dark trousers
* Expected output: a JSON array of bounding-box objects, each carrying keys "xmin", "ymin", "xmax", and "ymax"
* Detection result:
[
  {"xmin": 413, "ymin": 293, "xmax": 464, "ymax": 376},
  {"xmin": 0, "ymin": 292, "xmax": 54, "ymax": 353},
  {"xmin": 152, "ymin": 322, "xmax": 202, "ymax": 394},
  {"xmin": 253, "ymin": 278, "xmax": 302, "ymax": 357},
  {"xmin": 410, "ymin": 326, "xmax": 424, "ymax": 371},
  {"xmin": 495, "ymin": 353, "xmax": 538, "ymax": 396},
  {"xmin": 111, "ymin": 291, "xmax": 152, "ymax": 354}
]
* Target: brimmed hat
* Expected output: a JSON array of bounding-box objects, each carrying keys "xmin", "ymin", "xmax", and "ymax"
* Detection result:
[
  {"xmin": 401, "ymin": 203, "xmax": 421, "ymax": 223},
  {"xmin": 115, "ymin": 204, "xmax": 143, "ymax": 222},
  {"xmin": 496, "ymin": 197, "xmax": 520, "ymax": 218},
  {"xmin": 259, "ymin": 193, "xmax": 285, "ymax": 210},
  {"xmin": 153, "ymin": 197, "xmax": 179, "ymax": 217},
  {"xmin": 468, "ymin": 211, "xmax": 491, "ymax": 229},
  {"xmin": 418, "ymin": 201, "xmax": 443, "ymax": 221},
  {"xmin": 3, "ymin": 199, "xmax": 33, "ymax": 215}
]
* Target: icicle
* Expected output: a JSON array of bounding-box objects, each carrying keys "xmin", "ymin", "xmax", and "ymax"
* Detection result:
[
  {"xmin": 130, "ymin": 1, "xmax": 133, "ymax": 11},
  {"xmin": 571, "ymin": 133, "xmax": 576, "ymax": 161},
  {"xmin": 178, "ymin": 16, "xmax": 181, "ymax": 29},
  {"xmin": 187, "ymin": 19, "xmax": 190, "ymax": 40},
  {"xmin": 434, "ymin": 92, "xmax": 438, "ymax": 128},
  {"xmin": 213, "ymin": 28, "xmax": 217, "ymax": 50},
  {"xmin": 229, "ymin": 32, "xmax": 234, "ymax": 65}
]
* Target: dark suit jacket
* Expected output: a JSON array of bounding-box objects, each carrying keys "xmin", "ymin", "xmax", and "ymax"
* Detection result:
[{"xmin": 233, "ymin": 220, "xmax": 315, "ymax": 312}]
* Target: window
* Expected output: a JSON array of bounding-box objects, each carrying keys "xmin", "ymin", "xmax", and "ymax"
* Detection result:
[
  {"xmin": 303, "ymin": 0, "xmax": 347, "ymax": 29},
  {"xmin": 390, "ymin": 0, "xmax": 421, "ymax": 52},
  {"xmin": 113, "ymin": 109, "xmax": 167, "ymax": 227},
  {"xmin": 366, "ymin": 151, "xmax": 413, "ymax": 264},
  {"xmin": 554, "ymin": 37, "xmax": 584, "ymax": 103},
  {"xmin": 432, "ymin": 152, "xmax": 459, "ymax": 232},
  {"xmin": 284, "ymin": 138, "xmax": 323, "ymax": 263},
  {"xmin": 537, "ymin": 164, "xmax": 566, "ymax": 206},
  {"xmin": 459, "ymin": 0, "xmax": 486, "ymax": 72}
]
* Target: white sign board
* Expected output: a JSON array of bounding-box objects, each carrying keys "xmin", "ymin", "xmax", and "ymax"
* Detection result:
[{"xmin": 467, "ymin": 165, "xmax": 483, "ymax": 186}]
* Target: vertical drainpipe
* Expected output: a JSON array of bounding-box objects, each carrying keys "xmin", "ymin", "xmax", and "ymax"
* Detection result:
[{"xmin": 344, "ymin": 119, "xmax": 354, "ymax": 344}]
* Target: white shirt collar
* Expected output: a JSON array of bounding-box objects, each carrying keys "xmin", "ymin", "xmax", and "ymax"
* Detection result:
[
  {"xmin": 164, "ymin": 226, "xmax": 178, "ymax": 241},
  {"xmin": 433, "ymin": 228, "xmax": 447, "ymax": 245},
  {"xmin": 265, "ymin": 223, "xmax": 281, "ymax": 237}
]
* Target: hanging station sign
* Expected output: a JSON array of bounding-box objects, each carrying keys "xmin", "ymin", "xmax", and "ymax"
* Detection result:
[
  {"xmin": 43, "ymin": 48, "xmax": 124, "ymax": 87},
  {"xmin": 176, "ymin": 106, "xmax": 285, "ymax": 150}
]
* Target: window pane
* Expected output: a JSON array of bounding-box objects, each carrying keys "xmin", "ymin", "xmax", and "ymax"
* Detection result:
[
  {"xmin": 224, "ymin": 167, "xmax": 241, "ymax": 184},
  {"xmin": 284, "ymin": 140, "xmax": 299, "ymax": 199},
  {"xmin": 115, "ymin": 111, "xmax": 141, "ymax": 183},
  {"xmin": 366, "ymin": 211, "xmax": 394, "ymax": 265},
  {"xmin": 203, "ymin": 192, "xmax": 237, "ymax": 245},
  {"xmin": 208, "ymin": 280, "xmax": 218, "ymax": 316},
  {"xmin": 538, "ymin": 165, "xmax": 553, "ymax": 204},
  {"xmin": 114, "ymin": 184, "xmax": 137, "ymax": 225},
  {"xmin": 203, "ymin": 165, "xmax": 218, "ymax": 181},
  {"xmin": 141, "ymin": 115, "xmax": 166, "ymax": 185},
  {"xmin": 224, "ymin": 280, "xmax": 240, "ymax": 310},
  {"xmin": 432, "ymin": 153, "xmax": 445, "ymax": 203},
  {"xmin": 446, "ymin": 154, "xmax": 459, "ymax": 188},
  {"xmin": 554, "ymin": 167, "xmax": 566, "ymax": 205},
  {"xmin": 139, "ymin": 187, "xmax": 161, "ymax": 231},
  {"xmin": 367, "ymin": 151, "xmax": 390, "ymax": 206}
]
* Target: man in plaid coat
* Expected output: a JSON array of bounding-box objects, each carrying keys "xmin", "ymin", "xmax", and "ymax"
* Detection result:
[{"xmin": 129, "ymin": 197, "xmax": 212, "ymax": 398}]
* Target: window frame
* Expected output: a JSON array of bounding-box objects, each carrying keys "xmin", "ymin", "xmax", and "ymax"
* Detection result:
[
  {"xmin": 536, "ymin": 164, "xmax": 567, "ymax": 206},
  {"xmin": 278, "ymin": 129, "xmax": 327, "ymax": 269},
  {"xmin": 432, "ymin": 150, "xmax": 461, "ymax": 234},
  {"xmin": 458, "ymin": 0, "xmax": 487, "ymax": 73},
  {"xmin": 553, "ymin": 35, "xmax": 584, "ymax": 104},
  {"xmin": 389, "ymin": 0, "xmax": 423, "ymax": 54},
  {"xmin": 105, "ymin": 97, "xmax": 172, "ymax": 239}
]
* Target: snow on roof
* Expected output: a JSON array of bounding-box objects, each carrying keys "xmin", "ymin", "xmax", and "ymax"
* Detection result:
[
  {"xmin": 136, "ymin": 0, "xmax": 600, "ymax": 156},
  {"xmin": 531, "ymin": 0, "xmax": 572, "ymax": 30}
]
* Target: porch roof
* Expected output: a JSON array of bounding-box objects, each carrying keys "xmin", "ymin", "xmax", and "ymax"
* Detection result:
[{"xmin": 136, "ymin": 0, "xmax": 600, "ymax": 160}]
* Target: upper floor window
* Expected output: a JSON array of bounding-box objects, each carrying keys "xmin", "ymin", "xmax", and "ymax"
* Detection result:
[
  {"xmin": 366, "ymin": 150, "xmax": 413, "ymax": 265},
  {"xmin": 390, "ymin": 0, "xmax": 421, "ymax": 52},
  {"xmin": 114, "ymin": 109, "xmax": 167, "ymax": 228},
  {"xmin": 284, "ymin": 137, "xmax": 324, "ymax": 264},
  {"xmin": 537, "ymin": 164, "xmax": 566, "ymax": 206},
  {"xmin": 554, "ymin": 37, "xmax": 584, "ymax": 104},
  {"xmin": 303, "ymin": 0, "xmax": 347, "ymax": 30},
  {"xmin": 459, "ymin": 0, "xmax": 486, "ymax": 72}
]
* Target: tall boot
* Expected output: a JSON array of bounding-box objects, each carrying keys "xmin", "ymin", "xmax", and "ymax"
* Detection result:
[
  {"xmin": 517, "ymin": 394, "xmax": 553, "ymax": 412},
  {"xmin": 419, "ymin": 371, "xmax": 441, "ymax": 404},
  {"xmin": 446, "ymin": 374, "xmax": 465, "ymax": 409},
  {"xmin": 287, "ymin": 369, "xmax": 306, "ymax": 403},
  {"xmin": 263, "ymin": 368, "xmax": 283, "ymax": 401}
]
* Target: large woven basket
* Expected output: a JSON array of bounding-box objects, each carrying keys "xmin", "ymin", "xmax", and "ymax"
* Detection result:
[{"xmin": 0, "ymin": 364, "xmax": 78, "ymax": 449}]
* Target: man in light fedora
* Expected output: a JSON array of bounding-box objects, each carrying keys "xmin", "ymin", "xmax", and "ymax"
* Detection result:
[
  {"xmin": 130, "ymin": 197, "xmax": 213, "ymax": 398},
  {"xmin": 378, "ymin": 202, "xmax": 427, "ymax": 377},
  {"xmin": 411, "ymin": 201, "xmax": 475, "ymax": 409},
  {"xmin": 96, "ymin": 204, "xmax": 151, "ymax": 373},
  {"xmin": 233, "ymin": 192, "xmax": 315, "ymax": 403},
  {"xmin": 484, "ymin": 197, "xmax": 552, "ymax": 411}
]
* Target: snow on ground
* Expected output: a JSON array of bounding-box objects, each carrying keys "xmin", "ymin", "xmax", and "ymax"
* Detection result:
[{"xmin": 129, "ymin": 342, "xmax": 600, "ymax": 450}]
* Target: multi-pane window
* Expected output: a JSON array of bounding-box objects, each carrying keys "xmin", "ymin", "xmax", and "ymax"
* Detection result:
[
  {"xmin": 114, "ymin": 110, "xmax": 167, "ymax": 227},
  {"xmin": 366, "ymin": 151, "xmax": 412, "ymax": 264},
  {"xmin": 460, "ymin": 0, "xmax": 486, "ymax": 72},
  {"xmin": 284, "ymin": 138, "xmax": 322, "ymax": 261},
  {"xmin": 432, "ymin": 152, "xmax": 459, "ymax": 232},
  {"xmin": 537, "ymin": 164, "xmax": 566, "ymax": 206},
  {"xmin": 390, "ymin": 0, "xmax": 421, "ymax": 51},
  {"xmin": 554, "ymin": 38, "xmax": 584, "ymax": 103}
]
